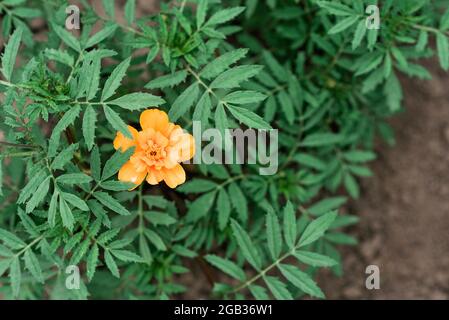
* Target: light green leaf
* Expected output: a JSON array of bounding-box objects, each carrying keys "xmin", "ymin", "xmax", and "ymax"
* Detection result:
[
  {"xmin": 144, "ymin": 229, "xmax": 166, "ymax": 251},
  {"xmin": 217, "ymin": 188, "xmax": 231, "ymax": 230},
  {"xmin": 86, "ymin": 24, "xmax": 118, "ymax": 48},
  {"xmin": 298, "ymin": 211, "xmax": 337, "ymax": 247},
  {"xmin": 168, "ymin": 82, "xmax": 199, "ymax": 121},
  {"xmin": 196, "ymin": 0, "xmax": 208, "ymax": 29},
  {"xmin": 223, "ymin": 90, "xmax": 267, "ymax": 105},
  {"xmin": 308, "ymin": 197, "xmax": 347, "ymax": 216},
  {"xmin": 124, "ymin": 0, "xmax": 135, "ymax": 25},
  {"xmin": 48, "ymin": 105, "xmax": 81, "ymax": 157},
  {"xmin": 278, "ymin": 264, "xmax": 324, "ymax": 298},
  {"xmin": 51, "ymin": 144, "xmax": 78, "ymax": 170},
  {"xmin": 25, "ymin": 176, "xmax": 50, "ymax": 213},
  {"xmin": 328, "ymin": 16, "xmax": 359, "ymax": 35},
  {"xmin": 111, "ymin": 249, "xmax": 143, "ymax": 263},
  {"xmin": 101, "ymin": 57, "xmax": 131, "ymax": 101},
  {"xmin": 102, "ymin": 147, "xmax": 135, "ymax": 181},
  {"xmin": 56, "ymin": 173, "xmax": 93, "ymax": 185},
  {"xmin": 59, "ymin": 196, "xmax": 74, "ymax": 230},
  {"xmin": 24, "ymin": 249, "xmax": 43, "ymax": 283},
  {"xmin": 82, "ymin": 105, "xmax": 97, "ymax": 151},
  {"xmin": 186, "ymin": 191, "xmax": 216, "ymax": 222},
  {"xmin": 226, "ymin": 104, "xmax": 272, "ymax": 129},
  {"xmin": 52, "ymin": 23, "xmax": 81, "ymax": 52},
  {"xmin": 104, "ymin": 250, "xmax": 120, "ymax": 278},
  {"xmin": 86, "ymin": 244, "xmax": 99, "ymax": 281},
  {"xmin": 437, "ymin": 32, "xmax": 449, "ymax": 71},
  {"xmin": 205, "ymin": 254, "xmax": 246, "ymax": 281},
  {"xmin": 200, "ymin": 48, "xmax": 248, "ymax": 79},
  {"xmin": 177, "ymin": 179, "xmax": 218, "ymax": 193},
  {"xmin": 228, "ymin": 183, "xmax": 248, "ymax": 222},
  {"xmin": 10, "ymin": 256, "xmax": 21, "ymax": 297},
  {"xmin": 266, "ymin": 209, "xmax": 282, "ymax": 260},
  {"xmin": 264, "ymin": 275, "xmax": 293, "ymax": 300},
  {"xmin": 230, "ymin": 219, "xmax": 261, "ymax": 270},
  {"xmin": 294, "ymin": 250, "xmax": 338, "ymax": 267},
  {"xmin": 108, "ymin": 92, "xmax": 165, "ymax": 110},
  {"xmin": 210, "ymin": 65, "xmax": 263, "ymax": 89},
  {"xmin": 205, "ymin": 7, "xmax": 245, "ymax": 26},
  {"xmin": 61, "ymin": 192, "xmax": 89, "ymax": 211},
  {"xmin": 103, "ymin": 104, "xmax": 132, "ymax": 138},
  {"xmin": 94, "ymin": 192, "xmax": 131, "ymax": 216},
  {"xmin": 145, "ymin": 70, "xmax": 188, "ymax": 89},
  {"xmin": 283, "ymin": 201, "xmax": 297, "ymax": 248},
  {"xmin": 1, "ymin": 27, "xmax": 22, "ymax": 81},
  {"xmin": 0, "ymin": 228, "xmax": 26, "ymax": 249}
]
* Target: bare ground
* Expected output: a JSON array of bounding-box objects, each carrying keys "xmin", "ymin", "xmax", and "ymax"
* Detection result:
[{"xmin": 319, "ymin": 60, "xmax": 449, "ymax": 299}]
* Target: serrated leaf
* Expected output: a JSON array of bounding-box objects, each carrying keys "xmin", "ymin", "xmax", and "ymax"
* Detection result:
[
  {"xmin": 294, "ymin": 250, "xmax": 338, "ymax": 267},
  {"xmin": 328, "ymin": 15, "xmax": 359, "ymax": 35},
  {"xmin": 61, "ymin": 192, "xmax": 89, "ymax": 211},
  {"xmin": 205, "ymin": 254, "xmax": 246, "ymax": 281},
  {"xmin": 266, "ymin": 209, "xmax": 282, "ymax": 260},
  {"xmin": 283, "ymin": 201, "xmax": 296, "ymax": 248},
  {"xmin": 102, "ymin": 147, "xmax": 134, "ymax": 181},
  {"xmin": 25, "ymin": 176, "xmax": 50, "ymax": 213},
  {"xmin": 223, "ymin": 90, "xmax": 267, "ymax": 105},
  {"xmin": 168, "ymin": 82, "xmax": 199, "ymax": 121},
  {"xmin": 48, "ymin": 105, "xmax": 81, "ymax": 157},
  {"xmin": 103, "ymin": 104, "xmax": 132, "ymax": 138},
  {"xmin": 217, "ymin": 188, "xmax": 231, "ymax": 230},
  {"xmin": 226, "ymin": 104, "xmax": 272, "ymax": 129},
  {"xmin": 200, "ymin": 48, "xmax": 248, "ymax": 79},
  {"xmin": 59, "ymin": 197, "xmax": 74, "ymax": 230},
  {"xmin": 230, "ymin": 219, "xmax": 261, "ymax": 270},
  {"xmin": 86, "ymin": 24, "xmax": 118, "ymax": 48},
  {"xmin": 352, "ymin": 19, "xmax": 366, "ymax": 50},
  {"xmin": 51, "ymin": 144, "xmax": 79, "ymax": 170},
  {"xmin": 24, "ymin": 249, "xmax": 43, "ymax": 283},
  {"xmin": 107, "ymin": 92, "xmax": 165, "ymax": 110},
  {"xmin": 298, "ymin": 211, "xmax": 337, "ymax": 247},
  {"xmin": 0, "ymin": 228, "xmax": 26, "ymax": 249},
  {"xmin": 262, "ymin": 51, "xmax": 289, "ymax": 82},
  {"xmin": 437, "ymin": 32, "xmax": 449, "ymax": 71},
  {"xmin": 228, "ymin": 183, "xmax": 247, "ymax": 222},
  {"xmin": 210, "ymin": 65, "xmax": 263, "ymax": 89},
  {"xmin": 82, "ymin": 105, "xmax": 97, "ymax": 151},
  {"xmin": 196, "ymin": 0, "xmax": 208, "ymax": 29},
  {"xmin": 111, "ymin": 249, "xmax": 143, "ymax": 263},
  {"xmin": 101, "ymin": 57, "xmax": 131, "ymax": 101},
  {"xmin": 145, "ymin": 70, "xmax": 188, "ymax": 89},
  {"xmin": 177, "ymin": 179, "xmax": 218, "ymax": 193},
  {"xmin": 206, "ymin": 7, "xmax": 245, "ymax": 26},
  {"xmin": 144, "ymin": 212, "xmax": 177, "ymax": 225},
  {"xmin": 56, "ymin": 173, "xmax": 93, "ymax": 185},
  {"xmin": 264, "ymin": 275, "xmax": 293, "ymax": 300},
  {"xmin": 10, "ymin": 256, "xmax": 21, "ymax": 297},
  {"xmin": 144, "ymin": 229, "xmax": 166, "ymax": 251},
  {"xmin": 86, "ymin": 244, "xmax": 99, "ymax": 282},
  {"xmin": 278, "ymin": 264, "xmax": 324, "ymax": 298},
  {"xmin": 1, "ymin": 27, "xmax": 22, "ymax": 81},
  {"xmin": 124, "ymin": 0, "xmax": 135, "ymax": 25},
  {"xmin": 17, "ymin": 168, "xmax": 46, "ymax": 204},
  {"xmin": 307, "ymin": 197, "xmax": 347, "ymax": 216},
  {"xmin": 48, "ymin": 190, "xmax": 58, "ymax": 227},
  {"xmin": 52, "ymin": 23, "xmax": 81, "ymax": 52},
  {"xmin": 104, "ymin": 250, "xmax": 120, "ymax": 278},
  {"xmin": 185, "ymin": 191, "xmax": 216, "ymax": 222},
  {"xmin": 94, "ymin": 192, "xmax": 131, "ymax": 216}
]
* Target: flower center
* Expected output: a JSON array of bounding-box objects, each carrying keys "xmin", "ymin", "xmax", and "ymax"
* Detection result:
[{"xmin": 144, "ymin": 141, "xmax": 165, "ymax": 161}]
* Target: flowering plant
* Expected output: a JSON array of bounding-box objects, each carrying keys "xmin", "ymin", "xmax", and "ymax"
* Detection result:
[{"xmin": 0, "ymin": 0, "xmax": 448, "ymax": 299}]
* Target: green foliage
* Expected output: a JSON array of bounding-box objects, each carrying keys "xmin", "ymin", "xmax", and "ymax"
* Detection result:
[{"xmin": 0, "ymin": 0, "xmax": 447, "ymax": 300}]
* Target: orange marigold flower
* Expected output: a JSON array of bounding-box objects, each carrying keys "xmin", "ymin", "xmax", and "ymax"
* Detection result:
[{"xmin": 113, "ymin": 109, "xmax": 195, "ymax": 189}]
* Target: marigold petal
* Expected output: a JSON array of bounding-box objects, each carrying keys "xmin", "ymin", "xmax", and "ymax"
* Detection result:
[
  {"xmin": 118, "ymin": 161, "xmax": 147, "ymax": 187},
  {"xmin": 113, "ymin": 126, "xmax": 138, "ymax": 152},
  {"xmin": 140, "ymin": 109, "xmax": 169, "ymax": 133},
  {"xmin": 146, "ymin": 167, "xmax": 164, "ymax": 185},
  {"xmin": 163, "ymin": 164, "xmax": 186, "ymax": 188}
]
